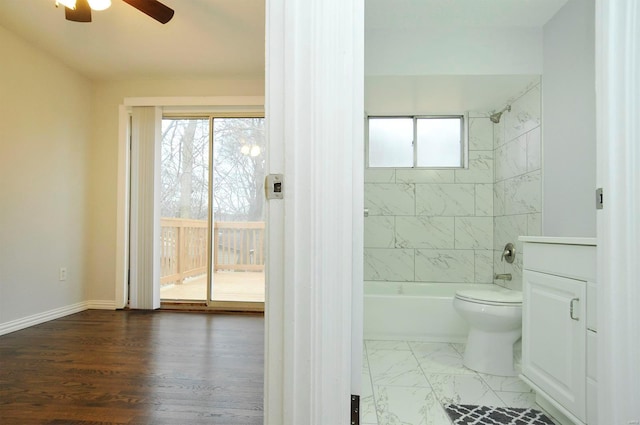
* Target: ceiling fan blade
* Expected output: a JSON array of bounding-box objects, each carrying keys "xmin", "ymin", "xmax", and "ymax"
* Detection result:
[
  {"xmin": 122, "ymin": 0, "xmax": 175, "ymax": 24},
  {"xmin": 65, "ymin": 0, "xmax": 92, "ymax": 22}
]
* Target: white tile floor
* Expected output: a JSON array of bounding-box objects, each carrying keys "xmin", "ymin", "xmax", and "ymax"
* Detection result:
[{"xmin": 361, "ymin": 340, "xmax": 543, "ymax": 425}]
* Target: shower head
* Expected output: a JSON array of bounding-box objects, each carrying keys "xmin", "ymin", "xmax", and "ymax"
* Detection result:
[{"xmin": 490, "ymin": 105, "xmax": 511, "ymax": 124}]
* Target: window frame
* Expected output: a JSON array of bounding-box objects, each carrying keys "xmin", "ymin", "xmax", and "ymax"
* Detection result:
[{"xmin": 365, "ymin": 114, "xmax": 469, "ymax": 169}]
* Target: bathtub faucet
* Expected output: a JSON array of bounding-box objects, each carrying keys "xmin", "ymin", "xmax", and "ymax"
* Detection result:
[{"xmin": 494, "ymin": 273, "xmax": 513, "ymax": 281}]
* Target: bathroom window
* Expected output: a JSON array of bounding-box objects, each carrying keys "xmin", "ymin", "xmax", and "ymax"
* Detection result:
[{"xmin": 367, "ymin": 115, "xmax": 467, "ymax": 168}]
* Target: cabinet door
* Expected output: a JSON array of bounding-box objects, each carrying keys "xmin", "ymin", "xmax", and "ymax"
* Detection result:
[{"xmin": 523, "ymin": 270, "xmax": 586, "ymax": 422}]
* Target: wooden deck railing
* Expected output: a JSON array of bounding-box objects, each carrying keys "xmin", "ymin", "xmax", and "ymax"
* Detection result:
[
  {"xmin": 213, "ymin": 221, "xmax": 265, "ymax": 272},
  {"xmin": 160, "ymin": 218, "xmax": 265, "ymax": 285}
]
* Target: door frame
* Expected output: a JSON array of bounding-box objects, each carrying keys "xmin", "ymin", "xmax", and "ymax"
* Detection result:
[
  {"xmin": 264, "ymin": 0, "xmax": 364, "ymax": 423},
  {"xmin": 263, "ymin": 0, "xmax": 640, "ymax": 423},
  {"xmin": 595, "ymin": 0, "xmax": 640, "ymax": 422},
  {"xmin": 115, "ymin": 96, "xmax": 265, "ymax": 309}
]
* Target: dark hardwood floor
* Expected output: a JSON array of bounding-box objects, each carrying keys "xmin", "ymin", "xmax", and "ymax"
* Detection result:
[{"xmin": 0, "ymin": 310, "xmax": 264, "ymax": 425}]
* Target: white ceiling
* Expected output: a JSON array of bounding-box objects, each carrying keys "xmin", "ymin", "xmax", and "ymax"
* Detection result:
[
  {"xmin": 0, "ymin": 0, "xmax": 567, "ymax": 85},
  {"xmin": 366, "ymin": 0, "xmax": 569, "ymax": 30},
  {"xmin": 0, "ymin": 0, "xmax": 266, "ymax": 81}
]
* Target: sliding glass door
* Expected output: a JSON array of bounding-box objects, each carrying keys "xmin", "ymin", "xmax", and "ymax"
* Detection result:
[
  {"xmin": 159, "ymin": 118, "xmax": 210, "ymax": 301},
  {"xmin": 211, "ymin": 118, "xmax": 266, "ymax": 303},
  {"xmin": 158, "ymin": 116, "xmax": 265, "ymax": 309}
]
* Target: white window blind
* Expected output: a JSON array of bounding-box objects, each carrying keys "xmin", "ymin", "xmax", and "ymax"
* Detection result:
[{"xmin": 129, "ymin": 106, "xmax": 162, "ymax": 310}]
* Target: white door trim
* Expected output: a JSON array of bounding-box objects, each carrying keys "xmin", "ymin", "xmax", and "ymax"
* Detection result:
[
  {"xmin": 115, "ymin": 97, "xmax": 265, "ymax": 309},
  {"xmin": 123, "ymin": 96, "xmax": 265, "ymax": 107},
  {"xmin": 595, "ymin": 0, "xmax": 640, "ymax": 423},
  {"xmin": 264, "ymin": 0, "xmax": 364, "ymax": 422},
  {"xmin": 115, "ymin": 104, "xmax": 130, "ymax": 309}
]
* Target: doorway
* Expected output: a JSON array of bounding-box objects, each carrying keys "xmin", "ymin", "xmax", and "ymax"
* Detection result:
[{"xmin": 157, "ymin": 115, "xmax": 266, "ymax": 310}]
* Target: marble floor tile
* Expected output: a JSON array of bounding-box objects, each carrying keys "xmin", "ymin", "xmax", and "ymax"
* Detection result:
[
  {"xmin": 426, "ymin": 373, "xmax": 505, "ymax": 407},
  {"xmin": 361, "ymin": 373, "xmax": 379, "ymax": 424},
  {"xmin": 367, "ymin": 340, "xmax": 412, "ymax": 351},
  {"xmin": 375, "ymin": 385, "xmax": 452, "ymax": 425},
  {"xmin": 361, "ymin": 340, "xmax": 538, "ymax": 425},
  {"xmin": 368, "ymin": 349, "xmax": 430, "ymax": 387},
  {"xmin": 410, "ymin": 342, "xmax": 475, "ymax": 375},
  {"xmin": 478, "ymin": 373, "xmax": 532, "ymax": 393},
  {"xmin": 450, "ymin": 343, "xmax": 465, "ymax": 355},
  {"xmin": 495, "ymin": 391, "xmax": 539, "ymax": 409}
]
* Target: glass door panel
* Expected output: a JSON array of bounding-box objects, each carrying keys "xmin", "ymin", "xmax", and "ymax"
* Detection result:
[
  {"xmin": 159, "ymin": 118, "xmax": 210, "ymax": 301},
  {"xmin": 211, "ymin": 118, "xmax": 266, "ymax": 303}
]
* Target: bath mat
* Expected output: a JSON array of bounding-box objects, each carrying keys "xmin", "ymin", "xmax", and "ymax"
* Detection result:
[{"xmin": 443, "ymin": 404, "xmax": 555, "ymax": 425}]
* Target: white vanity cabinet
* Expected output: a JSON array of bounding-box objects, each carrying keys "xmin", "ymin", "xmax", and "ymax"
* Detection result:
[{"xmin": 519, "ymin": 237, "xmax": 597, "ymax": 425}]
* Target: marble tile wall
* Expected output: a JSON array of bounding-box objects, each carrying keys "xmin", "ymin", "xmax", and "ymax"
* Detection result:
[
  {"xmin": 364, "ymin": 79, "xmax": 542, "ymax": 291},
  {"xmin": 493, "ymin": 80, "xmax": 543, "ymax": 291},
  {"xmin": 364, "ymin": 115, "xmax": 495, "ymax": 287}
]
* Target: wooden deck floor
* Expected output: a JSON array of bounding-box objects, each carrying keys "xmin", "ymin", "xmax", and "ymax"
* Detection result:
[
  {"xmin": 0, "ymin": 310, "xmax": 264, "ymax": 425},
  {"xmin": 161, "ymin": 271, "xmax": 265, "ymax": 303}
]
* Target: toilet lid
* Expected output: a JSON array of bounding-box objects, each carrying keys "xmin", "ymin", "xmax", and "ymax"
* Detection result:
[{"xmin": 455, "ymin": 288, "xmax": 522, "ymax": 305}]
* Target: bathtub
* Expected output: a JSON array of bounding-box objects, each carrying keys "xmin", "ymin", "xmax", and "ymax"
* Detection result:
[{"xmin": 364, "ymin": 281, "xmax": 487, "ymax": 342}]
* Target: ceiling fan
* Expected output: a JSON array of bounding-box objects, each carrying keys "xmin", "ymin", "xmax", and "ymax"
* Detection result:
[{"xmin": 56, "ymin": 0, "xmax": 174, "ymax": 24}]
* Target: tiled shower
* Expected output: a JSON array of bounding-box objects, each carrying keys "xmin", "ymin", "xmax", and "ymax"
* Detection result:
[
  {"xmin": 493, "ymin": 80, "xmax": 543, "ymax": 291},
  {"xmin": 364, "ymin": 79, "xmax": 542, "ymax": 293}
]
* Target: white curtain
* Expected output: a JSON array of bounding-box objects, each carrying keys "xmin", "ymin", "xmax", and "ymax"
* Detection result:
[
  {"xmin": 128, "ymin": 106, "xmax": 162, "ymax": 310},
  {"xmin": 596, "ymin": 0, "xmax": 640, "ymax": 423}
]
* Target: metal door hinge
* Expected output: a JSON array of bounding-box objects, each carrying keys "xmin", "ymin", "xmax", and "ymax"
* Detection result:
[
  {"xmin": 596, "ymin": 188, "xmax": 603, "ymax": 209},
  {"xmin": 351, "ymin": 394, "xmax": 360, "ymax": 425}
]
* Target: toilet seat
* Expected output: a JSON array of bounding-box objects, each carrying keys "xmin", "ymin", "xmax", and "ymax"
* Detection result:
[{"xmin": 455, "ymin": 288, "xmax": 522, "ymax": 306}]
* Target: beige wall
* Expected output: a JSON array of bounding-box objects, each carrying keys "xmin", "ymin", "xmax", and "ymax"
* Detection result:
[
  {"xmin": 0, "ymin": 23, "xmax": 265, "ymax": 324},
  {"xmin": 0, "ymin": 25, "xmax": 92, "ymax": 323}
]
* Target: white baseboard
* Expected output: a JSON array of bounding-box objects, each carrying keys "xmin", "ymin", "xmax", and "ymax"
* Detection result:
[
  {"xmin": 86, "ymin": 300, "xmax": 117, "ymax": 310},
  {"xmin": 0, "ymin": 300, "xmax": 116, "ymax": 336}
]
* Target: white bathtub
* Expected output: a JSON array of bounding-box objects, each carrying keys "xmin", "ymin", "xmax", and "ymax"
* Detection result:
[{"xmin": 364, "ymin": 281, "xmax": 487, "ymax": 343}]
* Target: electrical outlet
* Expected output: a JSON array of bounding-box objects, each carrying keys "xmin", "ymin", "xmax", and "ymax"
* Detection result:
[{"xmin": 59, "ymin": 267, "xmax": 67, "ymax": 281}]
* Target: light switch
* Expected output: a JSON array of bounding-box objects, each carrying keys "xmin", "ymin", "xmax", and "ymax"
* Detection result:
[{"xmin": 265, "ymin": 174, "xmax": 284, "ymax": 199}]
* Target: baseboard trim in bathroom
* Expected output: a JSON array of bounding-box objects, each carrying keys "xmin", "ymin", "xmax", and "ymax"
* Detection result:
[{"xmin": 443, "ymin": 404, "xmax": 555, "ymax": 425}]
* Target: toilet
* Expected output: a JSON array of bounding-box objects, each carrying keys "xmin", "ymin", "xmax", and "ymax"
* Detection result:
[{"xmin": 453, "ymin": 286, "xmax": 523, "ymax": 376}]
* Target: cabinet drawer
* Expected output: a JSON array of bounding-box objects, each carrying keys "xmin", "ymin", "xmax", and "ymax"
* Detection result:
[
  {"xmin": 587, "ymin": 330, "xmax": 597, "ymax": 381},
  {"xmin": 523, "ymin": 243, "xmax": 596, "ymax": 281}
]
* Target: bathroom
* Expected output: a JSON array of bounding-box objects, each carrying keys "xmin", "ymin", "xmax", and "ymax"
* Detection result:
[
  {"xmin": 361, "ymin": 0, "xmax": 596, "ymax": 423},
  {"xmin": 363, "ymin": 78, "xmax": 540, "ymax": 339},
  {"xmin": 362, "ymin": 77, "xmax": 543, "ymax": 425}
]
